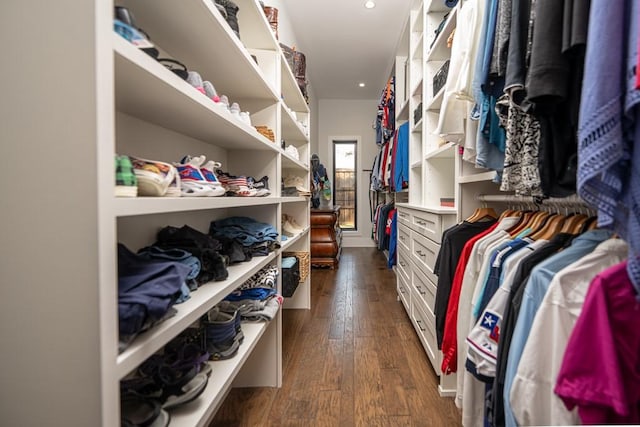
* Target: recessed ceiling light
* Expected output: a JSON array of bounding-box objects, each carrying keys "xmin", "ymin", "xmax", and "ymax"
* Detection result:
[
  {"xmin": 364, "ymin": 1, "xmax": 376, "ymax": 9},
  {"xmin": 359, "ymin": 82, "xmax": 366, "ymax": 87}
]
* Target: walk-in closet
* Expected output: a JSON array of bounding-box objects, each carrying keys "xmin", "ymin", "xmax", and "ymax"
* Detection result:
[{"xmin": 3, "ymin": 0, "xmax": 639, "ymax": 426}]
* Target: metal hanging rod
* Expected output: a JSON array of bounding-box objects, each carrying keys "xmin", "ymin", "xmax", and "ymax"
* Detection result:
[{"xmin": 476, "ymin": 194, "xmax": 589, "ymax": 207}]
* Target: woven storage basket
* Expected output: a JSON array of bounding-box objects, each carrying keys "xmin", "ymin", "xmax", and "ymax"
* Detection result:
[{"xmin": 283, "ymin": 251, "xmax": 310, "ymax": 281}]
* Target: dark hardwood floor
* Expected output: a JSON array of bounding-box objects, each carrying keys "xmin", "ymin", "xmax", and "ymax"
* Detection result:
[{"xmin": 210, "ymin": 247, "xmax": 462, "ymax": 427}]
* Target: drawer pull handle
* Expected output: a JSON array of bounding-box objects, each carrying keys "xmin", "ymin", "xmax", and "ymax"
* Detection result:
[
  {"xmin": 417, "ymin": 220, "xmax": 427, "ymax": 226},
  {"xmin": 416, "ymin": 250, "xmax": 426, "ymax": 257},
  {"xmin": 400, "ymin": 236, "xmax": 406, "ymax": 241},
  {"xmin": 416, "ymin": 319, "xmax": 427, "ymax": 332},
  {"xmin": 400, "ymin": 261, "xmax": 407, "ymax": 267},
  {"xmin": 399, "ymin": 286, "xmax": 406, "ymax": 294},
  {"xmin": 416, "ymin": 285, "xmax": 426, "ymax": 295}
]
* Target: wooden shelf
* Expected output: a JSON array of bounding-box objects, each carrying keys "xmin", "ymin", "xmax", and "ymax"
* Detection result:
[
  {"xmin": 426, "ymin": 7, "xmax": 457, "ymax": 62},
  {"xmin": 281, "ymin": 104, "xmax": 310, "ymax": 144},
  {"xmin": 116, "ymin": 253, "xmax": 278, "ymax": 379},
  {"xmin": 425, "ymin": 142, "xmax": 456, "ymax": 160},
  {"xmin": 426, "ymin": 85, "xmax": 445, "ymax": 110},
  {"xmin": 114, "ymin": 35, "xmax": 279, "ymax": 151},
  {"xmin": 281, "ymin": 227, "xmax": 310, "ymax": 251},
  {"xmin": 397, "ymin": 98, "xmax": 411, "ymax": 122},
  {"xmin": 413, "ymin": 118, "xmax": 424, "ymax": 132},
  {"xmin": 281, "ymin": 55, "xmax": 309, "ymax": 113},
  {"xmin": 118, "ymin": 0, "xmax": 279, "ymax": 111},
  {"xmin": 458, "ymin": 171, "xmax": 497, "ymax": 184},
  {"xmin": 411, "ymin": 160, "xmax": 423, "ymax": 169},
  {"xmin": 410, "ymin": 76, "xmax": 425, "ymax": 99},
  {"xmin": 281, "ymin": 149, "xmax": 310, "ymax": 171},
  {"xmin": 114, "ymin": 195, "xmax": 282, "ymax": 217},
  {"xmin": 169, "ymin": 321, "xmax": 271, "ymax": 427},
  {"xmin": 396, "ymin": 202, "xmax": 457, "ymax": 215}
]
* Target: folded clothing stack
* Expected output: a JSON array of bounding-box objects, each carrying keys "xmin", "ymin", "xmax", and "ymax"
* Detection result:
[
  {"xmin": 118, "ymin": 244, "xmax": 189, "ymax": 351},
  {"xmin": 210, "ymin": 216, "xmax": 280, "ymax": 256},
  {"xmin": 216, "ymin": 264, "xmax": 283, "ymax": 322}
]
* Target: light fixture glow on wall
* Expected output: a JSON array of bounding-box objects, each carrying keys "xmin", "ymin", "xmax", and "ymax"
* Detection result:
[
  {"xmin": 364, "ymin": 1, "xmax": 376, "ymax": 9},
  {"xmin": 359, "ymin": 82, "xmax": 366, "ymax": 87}
]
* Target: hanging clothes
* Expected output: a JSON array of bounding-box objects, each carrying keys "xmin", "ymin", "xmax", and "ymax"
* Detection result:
[
  {"xmin": 555, "ymin": 260, "xmax": 640, "ymax": 424},
  {"xmin": 510, "ymin": 239, "xmax": 628, "ymax": 426}
]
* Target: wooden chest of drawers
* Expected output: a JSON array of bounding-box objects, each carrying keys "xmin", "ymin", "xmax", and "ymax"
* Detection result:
[{"xmin": 310, "ymin": 206, "xmax": 342, "ymax": 269}]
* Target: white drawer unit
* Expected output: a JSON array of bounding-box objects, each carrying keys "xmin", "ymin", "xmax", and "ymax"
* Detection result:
[
  {"xmin": 398, "ymin": 225, "xmax": 411, "ymax": 253},
  {"xmin": 396, "ymin": 246, "xmax": 412, "ymax": 286},
  {"xmin": 411, "ymin": 261, "xmax": 437, "ymax": 315},
  {"xmin": 397, "ymin": 208, "xmax": 412, "ymax": 228},
  {"xmin": 412, "ymin": 210, "xmax": 444, "ymax": 243},
  {"xmin": 411, "ymin": 298, "xmax": 441, "ymax": 375},
  {"xmin": 395, "ymin": 204, "xmax": 457, "ymax": 397},
  {"xmin": 410, "ymin": 231, "xmax": 439, "ymax": 285},
  {"xmin": 397, "ymin": 270, "xmax": 411, "ymax": 313}
]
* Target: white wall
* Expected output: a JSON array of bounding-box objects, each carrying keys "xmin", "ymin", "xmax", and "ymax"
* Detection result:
[{"xmin": 318, "ymin": 99, "xmax": 379, "ymax": 247}]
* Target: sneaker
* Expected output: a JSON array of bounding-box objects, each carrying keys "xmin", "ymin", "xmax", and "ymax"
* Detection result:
[
  {"xmin": 173, "ymin": 156, "xmax": 217, "ymax": 197},
  {"xmin": 130, "ymin": 156, "xmax": 176, "ymax": 196},
  {"xmin": 218, "ymin": 95, "xmax": 230, "ymax": 112},
  {"xmin": 186, "ymin": 71, "xmax": 206, "ymax": 95},
  {"xmin": 283, "ymin": 214, "xmax": 304, "ymax": 232},
  {"xmin": 239, "ymin": 111, "xmax": 252, "ymax": 126},
  {"xmin": 115, "ymin": 155, "xmax": 138, "ymax": 197},
  {"xmin": 113, "ymin": 19, "xmax": 158, "ymax": 59},
  {"xmin": 164, "ymin": 166, "xmax": 182, "ymax": 197},
  {"xmin": 284, "ymin": 145, "xmax": 299, "ymax": 160},
  {"xmin": 229, "ymin": 102, "xmax": 241, "ymax": 119},
  {"xmin": 202, "ymin": 309, "xmax": 241, "ymax": 360},
  {"xmin": 203, "ymin": 80, "xmax": 220, "ymax": 103},
  {"xmin": 283, "ymin": 175, "xmax": 310, "ymax": 195},
  {"xmin": 247, "ymin": 176, "xmax": 270, "ymax": 197},
  {"xmin": 200, "ymin": 160, "xmax": 223, "ymax": 188}
]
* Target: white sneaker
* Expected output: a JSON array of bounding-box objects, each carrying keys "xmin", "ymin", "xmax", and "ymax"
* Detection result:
[
  {"xmin": 283, "ymin": 214, "xmax": 304, "ymax": 232},
  {"xmin": 283, "ymin": 175, "xmax": 310, "ymax": 194},
  {"xmin": 284, "ymin": 145, "xmax": 300, "ymax": 160},
  {"xmin": 130, "ymin": 156, "xmax": 176, "ymax": 197},
  {"xmin": 174, "ymin": 156, "xmax": 218, "ymax": 197},
  {"xmin": 239, "ymin": 111, "xmax": 252, "ymax": 126}
]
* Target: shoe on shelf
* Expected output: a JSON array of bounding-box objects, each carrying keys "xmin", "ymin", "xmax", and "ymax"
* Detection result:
[
  {"xmin": 283, "ymin": 175, "xmax": 310, "ymax": 195},
  {"xmin": 186, "ymin": 71, "xmax": 206, "ymax": 95},
  {"xmin": 229, "ymin": 102, "xmax": 241, "ymax": 120},
  {"xmin": 173, "ymin": 156, "xmax": 218, "ymax": 197},
  {"xmin": 130, "ymin": 156, "xmax": 176, "ymax": 196},
  {"xmin": 203, "ymin": 80, "xmax": 220, "ymax": 103},
  {"xmin": 218, "ymin": 95, "xmax": 230, "ymax": 113},
  {"xmin": 115, "ymin": 155, "xmax": 138, "ymax": 197},
  {"xmin": 283, "ymin": 213, "xmax": 304, "ymax": 232},
  {"xmin": 163, "ymin": 167, "xmax": 182, "ymax": 197},
  {"xmin": 284, "ymin": 145, "xmax": 300, "ymax": 160},
  {"xmin": 239, "ymin": 111, "xmax": 252, "ymax": 126},
  {"xmin": 200, "ymin": 160, "xmax": 223, "ymax": 187},
  {"xmin": 202, "ymin": 308, "xmax": 241, "ymax": 360}
]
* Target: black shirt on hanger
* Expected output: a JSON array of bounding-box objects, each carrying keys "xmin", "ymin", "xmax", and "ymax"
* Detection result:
[{"xmin": 434, "ymin": 220, "xmax": 497, "ymax": 349}]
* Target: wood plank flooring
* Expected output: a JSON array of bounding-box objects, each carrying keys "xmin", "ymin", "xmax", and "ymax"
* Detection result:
[{"xmin": 210, "ymin": 247, "xmax": 462, "ymax": 427}]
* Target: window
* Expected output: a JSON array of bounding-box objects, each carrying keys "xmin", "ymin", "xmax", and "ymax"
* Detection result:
[{"xmin": 333, "ymin": 140, "xmax": 357, "ymax": 230}]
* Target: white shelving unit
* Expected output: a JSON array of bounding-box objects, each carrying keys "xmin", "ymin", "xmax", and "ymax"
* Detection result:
[{"xmin": 3, "ymin": 1, "xmax": 312, "ymax": 425}]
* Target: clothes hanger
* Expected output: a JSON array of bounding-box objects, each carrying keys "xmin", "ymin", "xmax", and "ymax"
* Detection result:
[
  {"xmin": 466, "ymin": 204, "xmax": 498, "ymax": 223},
  {"xmin": 559, "ymin": 213, "xmax": 589, "ymax": 234},
  {"xmin": 509, "ymin": 204, "xmax": 547, "ymax": 237},
  {"xmin": 528, "ymin": 213, "xmax": 567, "ymax": 241}
]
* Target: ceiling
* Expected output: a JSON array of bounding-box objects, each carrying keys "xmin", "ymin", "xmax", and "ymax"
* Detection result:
[{"xmin": 280, "ymin": 0, "xmax": 413, "ymax": 100}]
